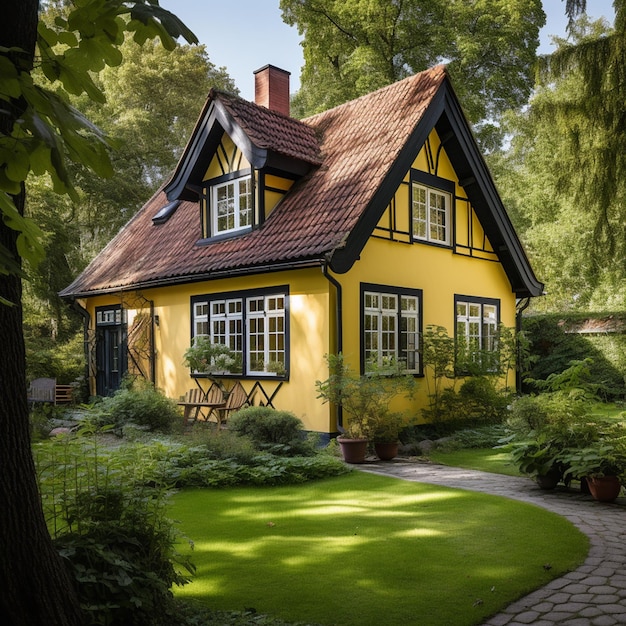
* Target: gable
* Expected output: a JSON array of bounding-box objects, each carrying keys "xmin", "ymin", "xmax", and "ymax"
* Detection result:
[{"xmin": 373, "ymin": 128, "xmax": 498, "ymax": 262}]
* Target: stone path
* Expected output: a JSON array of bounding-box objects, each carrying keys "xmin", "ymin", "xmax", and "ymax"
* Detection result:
[{"xmin": 359, "ymin": 460, "xmax": 626, "ymax": 626}]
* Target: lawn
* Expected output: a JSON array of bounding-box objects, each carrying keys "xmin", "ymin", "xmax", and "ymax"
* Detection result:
[
  {"xmin": 428, "ymin": 448, "xmax": 521, "ymax": 476},
  {"xmin": 171, "ymin": 471, "xmax": 588, "ymax": 626}
]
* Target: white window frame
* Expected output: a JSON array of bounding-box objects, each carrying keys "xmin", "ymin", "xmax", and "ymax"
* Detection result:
[
  {"xmin": 191, "ymin": 289, "xmax": 287, "ymax": 378},
  {"xmin": 362, "ymin": 286, "xmax": 420, "ymax": 374},
  {"xmin": 211, "ymin": 175, "xmax": 252, "ymax": 235},
  {"xmin": 411, "ymin": 182, "xmax": 451, "ymax": 246},
  {"xmin": 455, "ymin": 297, "xmax": 499, "ymax": 370}
]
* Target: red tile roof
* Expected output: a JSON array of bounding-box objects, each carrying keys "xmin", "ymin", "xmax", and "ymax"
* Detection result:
[
  {"xmin": 58, "ymin": 66, "xmax": 458, "ymax": 297},
  {"xmin": 215, "ymin": 89, "xmax": 323, "ymax": 166}
]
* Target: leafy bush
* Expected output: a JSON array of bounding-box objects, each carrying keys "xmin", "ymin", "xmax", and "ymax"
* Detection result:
[
  {"xmin": 35, "ymin": 427, "xmax": 194, "ymax": 626},
  {"xmin": 456, "ymin": 376, "xmax": 510, "ymax": 423},
  {"xmin": 228, "ymin": 406, "xmax": 316, "ymax": 456},
  {"xmin": 90, "ymin": 380, "xmax": 180, "ymax": 433},
  {"xmin": 25, "ymin": 328, "xmax": 85, "ymax": 386},
  {"xmin": 522, "ymin": 314, "xmax": 626, "ymax": 400}
]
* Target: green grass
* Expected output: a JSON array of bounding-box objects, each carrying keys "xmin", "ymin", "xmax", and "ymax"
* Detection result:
[
  {"xmin": 428, "ymin": 448, "xmax": 521, "ymax": 476},
  {"xmin": 171, "ymin": 472, "xmax": 587, "ymax": 626}
]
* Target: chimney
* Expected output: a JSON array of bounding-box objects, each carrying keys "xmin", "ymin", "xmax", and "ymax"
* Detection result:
[{"xmin": 254, "ymin": 65, "xmax": 290, "ymax": 117}]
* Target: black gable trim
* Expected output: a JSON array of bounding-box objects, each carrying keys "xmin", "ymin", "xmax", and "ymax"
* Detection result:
[
  {"xmin": 163, "ymin": 99, "xmax": 268, "ymax": 203},
  {"xmin": 329, "ymin": 78, "xmax": 543, "ymax": 298},
  {"xmin": 329, "ymin": 87, "xmax": 446, "ymax": 274}
]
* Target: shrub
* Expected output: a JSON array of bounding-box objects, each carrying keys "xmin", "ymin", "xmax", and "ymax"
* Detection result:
[
  {"xmin": 228, "ymin": 406, "xmax": 315, "ymax": 456},
  {"xmin": 36, "ymin": 428, "xmax": 194, "ymax": 626},
  {"xmin": 522, "ymin": 314, "xmax": 626, "ymax": 400},
  {"xmin": 456, "ymin": 376, "xmax": 510, "ymax": 424},
  {"xmin": 91, "ymin": 380, "xmax": 180, "ymax": 433}
]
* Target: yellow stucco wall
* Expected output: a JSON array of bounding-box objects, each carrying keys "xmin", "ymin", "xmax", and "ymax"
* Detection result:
[{"xmin": 81, "ymin": 268, "xmax": 335, "ymax": 433}]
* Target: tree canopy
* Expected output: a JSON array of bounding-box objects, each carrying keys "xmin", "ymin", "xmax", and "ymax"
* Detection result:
[
  {"xmin": 491, "ymin": 3, "xmax": 626, "ymax": 311},
  {"xmin": 281, "ymin": 0, "xmax": 546, "ymax": 149}
]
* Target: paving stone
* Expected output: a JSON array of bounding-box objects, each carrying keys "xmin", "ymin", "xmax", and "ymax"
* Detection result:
[{"xmin": 590, "ymin": 616, "xmax": 618, "ymax": 626}]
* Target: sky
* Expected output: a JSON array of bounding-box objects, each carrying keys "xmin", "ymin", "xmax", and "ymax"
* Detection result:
[{"xmin": 159, "ymin": 0, "xmax": 616, "ymax": 101}]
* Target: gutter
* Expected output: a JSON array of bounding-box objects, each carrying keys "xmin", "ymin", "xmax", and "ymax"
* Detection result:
[{"xmin": 60, "ymin": 258, "xmax": 325, "ymax": 300}]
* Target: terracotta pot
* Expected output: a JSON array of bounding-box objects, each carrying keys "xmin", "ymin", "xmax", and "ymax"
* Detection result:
[
  {"xmin": 337, "ymin": 437, "xmax": 368, "ymax": 464},
  {"xmin": 587, "ymin": 475, "xmax": 622, "ymax": 503},
  {"xmin": 374, "ymin": 441, "xmax": 399, "ymax": 461}
]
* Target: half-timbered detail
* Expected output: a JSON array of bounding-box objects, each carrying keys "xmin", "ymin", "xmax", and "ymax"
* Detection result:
[{"xmin": 61, "ymin": 64, "xmax": 542, "ymax": 439}]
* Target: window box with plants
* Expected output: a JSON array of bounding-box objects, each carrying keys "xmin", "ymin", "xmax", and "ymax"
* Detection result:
[
  {"xmin": 316, "ymin": 354, "xmax": 415, "ymax": 463},
  {"xmin": 183, "ymin": 338, "xmax": 240, "ymax": 379}
]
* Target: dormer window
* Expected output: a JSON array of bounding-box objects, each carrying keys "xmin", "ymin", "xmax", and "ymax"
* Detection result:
[{"xmin": 213, "ymin": 175, "xmax": 252, "ymax": 235}]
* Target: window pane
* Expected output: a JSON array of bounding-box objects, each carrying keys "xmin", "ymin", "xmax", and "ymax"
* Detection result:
[{"xmin": 412, "ymin": 184, "xmax": 427, "ymax": 239}]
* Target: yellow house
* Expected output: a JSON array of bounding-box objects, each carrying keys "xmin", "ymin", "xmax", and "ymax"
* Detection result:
[{"xmin": 60, "ymin": 64, "xmax": 543, "ymax": 439}]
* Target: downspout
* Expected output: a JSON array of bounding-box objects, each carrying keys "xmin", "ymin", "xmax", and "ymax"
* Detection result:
[
  {"xmin": 150, "ymin": 300, "xmax": 156, "ymax": 384},
  {"xmin": 515, "ymin": 297, "xmax": 531, "ymax": 394},
  {"xmin": 322, "ymin": 261, "xmax": 344, "ymax": 435}
]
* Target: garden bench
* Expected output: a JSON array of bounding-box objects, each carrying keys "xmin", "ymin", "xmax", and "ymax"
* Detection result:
[
  {"xmin": 27, "ymin": 378, "xmax": 56, "ymax": 405},
  {"xmin": 55, "ymin": 384, "xmax": 75, "ymax": 404}
]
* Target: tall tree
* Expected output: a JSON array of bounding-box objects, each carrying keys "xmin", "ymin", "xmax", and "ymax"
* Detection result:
[
  {"xmin": 490, "ymin": 14, "xmax": 625, "ymax": 312},
  {"xmin": 0, "ymin": 2, "xmax": 195, "ymax": 623},
  {"xmin": 281, "ymin": 0, "xmax": 545, "ymax": 149},
  {"xmin": 536, "ymin": 0, "xmax": 626, "ymax": 300}
]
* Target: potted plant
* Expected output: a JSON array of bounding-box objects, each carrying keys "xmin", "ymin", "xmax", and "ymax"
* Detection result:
[
  {"xmin": 560, "ymin": 441, "xmax": 626, "ymax": 502},
  {"xmin": 316, "ymin": 354, "xmax": 415, "ymax": 464},
  {"xmin": 504, "ymin": 432, "xmax": 565, "ymax": 490},
  {"xmin": 183, "ymin": 337, "xmax": 239, "ymax": 377},
  {"xmin": 372, "ymin": 412, "xmax": 404, "ymax": 461}
]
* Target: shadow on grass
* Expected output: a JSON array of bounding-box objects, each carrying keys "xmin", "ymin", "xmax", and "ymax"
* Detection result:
[{"xmin": 171, "ymin": 472, "xmax": 587, "ymax": 626}]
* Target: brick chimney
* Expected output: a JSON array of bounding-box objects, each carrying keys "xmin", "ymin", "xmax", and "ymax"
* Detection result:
[{"xmin": 254, "ymin": 65, "xmax": 290, "ymax": 117}]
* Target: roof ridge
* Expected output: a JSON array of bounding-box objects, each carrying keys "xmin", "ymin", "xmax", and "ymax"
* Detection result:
[{"xmin": 303, "ymin": 64, "xmax": 448, "ymax": 123}]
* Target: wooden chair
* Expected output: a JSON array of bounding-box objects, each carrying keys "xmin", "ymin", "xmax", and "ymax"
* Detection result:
[
  {"xmin": 216, "ymin": 381, "xmax": 249, "ymax": 428},
  {"xmin": 55, "ymin": 384, "xmax": 75, "ymax": 405},
  {"xmin": 178, "ymin": 384, "xmax": 226, "ymax": 424},
  {"xmin": 27, "ymin": 378, "xmax": 56, "ymax": 405}
]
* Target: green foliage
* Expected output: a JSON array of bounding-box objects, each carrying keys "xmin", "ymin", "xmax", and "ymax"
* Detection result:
[
  {"xmin": 0, "ymin": 0, "xmax": 198, "ymax": 276},
  {"xmin": 316, "ymin": 353, "xmax": 415, "ymax": 439},
  {"xmin": 421, "ymin": 325, "xmax": 513, "ymax": 425},
  {"xmin": 90, "ymin": 380, "xmax": 180, "ymax": 433},
  {"xmin": 421, "ymin": 325, "xmax": 456, "ymax": 419},
  {"xmin": 35, "ymin": 425, "xmax": 195, "ymax": 626},
  {"xmin": 183, "ymin": 337, "xmax": 238, "ymax": 374},
  {"xmin": 282, "ymin": 0, "xmax": 545, "ymax": 148},
  {"xmin": 456, "ymin": 376, "xmax": 511, "ymax": 423},
  {"xmin": 25, "ymin": 325, "xmax": 84, "ymax": 384},
  {"xmin": 522, "ymin": 314, "xmax": 626, "ymax": 400},
  {"xmin": 493, "ymin": 14, "xmax": 626, "ymax": 310},
  {"xmin": 228, "ymin": 406, "xmax": 315, "ymax": 456}
]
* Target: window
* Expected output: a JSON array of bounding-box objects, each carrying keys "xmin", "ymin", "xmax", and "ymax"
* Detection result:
[
  {"xmin": 412, "ymin": 182, "xmax": 451, "ymax": 245},
  {"xmin": 191, "ymin": 288, "xmax": 287, "ymax": 377},
  {"xmin": 455, "ymin": 297, "xmax": 499, "ymax": 370},
  {"xmin": 362, "ymin": 285, "xmax": 421, "ymax": 373},
  {"xmin": 212, "ymin": 175, "xmax": 252, "ymax": 235}
]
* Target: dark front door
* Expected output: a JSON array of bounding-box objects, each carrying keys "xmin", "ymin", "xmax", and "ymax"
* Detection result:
[{"xmin": 95, "ymin": 306, "xmax": 127, "ymax": 396}]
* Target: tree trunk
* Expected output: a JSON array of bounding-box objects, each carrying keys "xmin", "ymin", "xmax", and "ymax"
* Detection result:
[{"xmin": 0, "ymin": 2, "xmax": 84, "ymax": 624}]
